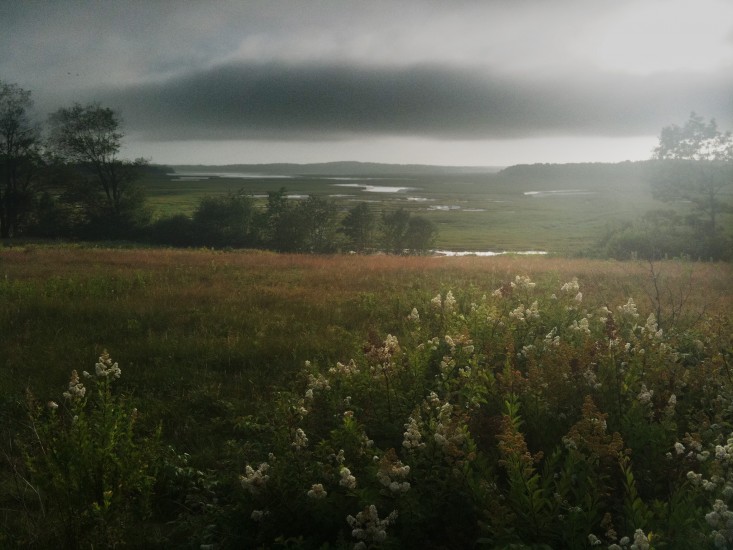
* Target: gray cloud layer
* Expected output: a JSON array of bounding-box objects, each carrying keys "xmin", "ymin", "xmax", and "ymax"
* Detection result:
[
  {"xmin": 3, "ymin": 0, "xmax": 732, "ymax": 155},
  {"xmin": 97, "ymin": 61, "xmax": 732, "ymax": 141}
]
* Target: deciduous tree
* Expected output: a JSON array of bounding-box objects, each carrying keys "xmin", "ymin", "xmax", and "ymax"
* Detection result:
[
  {"xmin": 341, "ymin": 202, "xmax": 375, "ymax": 252},
  {"xmin": 650, "ymin": 113, "xmax": 732, "ymax": 251},
  {"xmin": 0, "ymin": 80, "xmax": 41, "ymax": 237},
  {"xmin": 48, "ymin": 103, "xmax": 148, "ymax": 237}
]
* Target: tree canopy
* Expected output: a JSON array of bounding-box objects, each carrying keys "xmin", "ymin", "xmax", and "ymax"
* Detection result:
[
  {"xmin": 648, "ymin": 112, "xmax": 732, "ymax": 259},
  {"xmin": 0, "ymin": 80, "xmax": 41, "ymax": 237}
]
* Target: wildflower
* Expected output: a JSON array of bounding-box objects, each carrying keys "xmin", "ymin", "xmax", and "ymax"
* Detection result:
[
  {"xmin": 509, "ymin": 304, "xmax": 525, "ymax": 321},
  {"xmin": 630, "ymin": 528, "xmax": 650, "ymax": 550},
  {"xmin": 47, "ymin": 401, "xmax": 58, "ymax": 410},
  {"xmin": 643, "ymin": 313, "xmax": 658, "ymax": 334},
  {"xmin": 292, "ymin": 428, "xmax": 308, "ymax": 450},
  {"xmin": 687, "ymin": 471, "xmax": 702, "ymax": 485},
  {"xmin": 94, "ymin": 351, "xmax": 121, "ymax": 379},
  {"xmin": 304, "ymin": 388, "xmax": 314, "ymax": 400},
  {"xmin": 587, "ymin": 534, "xmax": 602, "ymax": 546},
  {"xmin": 430, "ymin": 293, "xmax": 442, "ymax": 310},
  {"xmin": 511, "ymin": 275, "xmax": 536, "ymax": 290},
  {"xmin": 329, "ymin": 359, "xmax": 360, "ymax": 376},
  {"xmin": 62, "ymin": 370, "xmax": 86, "ymax": 401},
  {"xmin": 402, "ymin": 415, "xmax": 425, "ymax": 450},
  {"xmin": 525, "ymin": 300, "xmax": 540, "ymax": 320},
  {"xmin": 376, "ymin": 450, "xmax": 411, "ymax": 494},
  {"xmin": 346, "ymin": 505, "xmax": 398, "ymax": 546},
  {"xmin": 240, "ymin": 462, "xmax": 270, "ymax": 494},
  {"xmin": 570, "ymin": 318, "xmax": 591, "ymax": 335},
  {"xmin": 561, "ymin": 277, "xmax": 580, "ymax": 294},
  {"xmin": 617, "ymin": 297, "xmax": 639, "ymax": 318},
  {"xmin": 674, "ymin": 442, "xmax": 685, "ymax": 455},
  {"xmin": 444, "ymin": 290, "xmax": 457, "ymax": 311},
  {"xmin": 582, "ymin": 368, "xmax": 601, "ymax": 389},
  {"xmin": 637, "ymin": 384, "xmax": 653, "ymax": 406},
  {"xmin": 408, "ymin": 307, "xmax": 420, "ymax": 322},
  {"xmin": 307, "ymin": 483, "xmax": 328, "ymax": 499},
  {"xmin": 306, "ymin": 373, "xmax": 331, "ymax": 392},
  {"xmin": 339, "ymin": 467, "xmax": 357, "ymax": 489}
]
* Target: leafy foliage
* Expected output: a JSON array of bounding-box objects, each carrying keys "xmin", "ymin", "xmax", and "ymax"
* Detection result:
[{"xmin": 18, "ymin": 354, "xmax": 162, "ymax": 548}]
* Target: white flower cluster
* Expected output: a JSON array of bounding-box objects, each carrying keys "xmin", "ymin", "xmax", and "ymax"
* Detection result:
[
  {"xmin": 307, "ymin": 373, "xmax": 331, "ymax": 392},
  {"xmin": 509, "ymin": 301, "xmax": 540, "ymax": 322},
  {"xmin": 402, "ymin": 415, "xmax": 425, "ymax": 451},
  {"xmin": 598, "ymin": 305, "xmax": 612, "ymax": 324},
  {"xmin": 240, "ymin": 462, "xmax": 270, "ymax": 494},
  {"xmin": 706, "ymin": 499, "xmax": 733, "ymax": 548},
  {"xmin": 94, "ymin": 351, "xmax": 121, "ymax": 379},
  {"xmin": 544, "ymin": 327, "xmax": 560, "ymax": 347},
  {"xmin": 369, "ymin": 334, "xmax": 401, "ymax": 378},
  {"xmin": 582, "ymin": 368, "xmax": 602, "ymax": 389},
  {"xmin": 346, "ymin": 505, "xmax": 398, "ymax": 548},
  {"xmin": 62, "ymin": 370, "xmax": 86, "ymax": 401},
  {"xmin": 407, "ymin": 307, "xmax": 420, "ymax": 322},
  {"xmin": 376, "ymin": 454, "xmax": 411, "ymax": 494},
  {"xmin": 560, "ymin": 277, "xmax": 580, "ymax": 294},
  {"xmin": 307, "ymin": 483, "xmax": 328, "ymax": 499},
  {"xmin": 433, "ymin": 401, "xmax": 466, "ymax": 450},
  {"xmin": 511, "ymin": 275, "xmax": 536, "ymax": 290},
  {"xmin": 637, "ymin": 384, "xmax": 654, "ymax": 406},
  {"xmin": 292, "ymin": 428, "xmax": 309, "ymax": 450},
  {"xmin": 430, "ymin": 290, "xmax": 456, "ymax": 312},
  {"xmin": 570, "ymin": 317, "xmax": 591, "ymax": 335},
  {"xmin": 607, "ymin": 529, "xmax": 650, "ymax": 550},
  {"xmin": 617, "ymin": 298, "xmax": 640, "ymax": 318},
  {"xmin": 339, "ymin": 466, "xmax": 357, "ymax": 489},
  {"xmin": 329, "ymin": 359, "xmax": 360, "ymax": 376}
]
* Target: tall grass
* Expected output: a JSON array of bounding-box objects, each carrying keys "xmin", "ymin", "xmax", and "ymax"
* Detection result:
[{"xmin": 1, "ymin": 245, "xmax": 731, "ymax": 547}]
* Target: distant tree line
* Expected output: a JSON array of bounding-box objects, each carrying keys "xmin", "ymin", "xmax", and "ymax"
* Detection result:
[
  {"xmin": 0, "ymin": 79, "xmax": 437, "ymax": 254},
  {"xmin": 2, "ymin": 80, "xmax": 730, "ymax": 259},
  {"xmin": 147, "ymin": 189, "xmax": 437, "ymax": 254}
]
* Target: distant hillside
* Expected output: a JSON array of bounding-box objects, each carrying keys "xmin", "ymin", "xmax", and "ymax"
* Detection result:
[
  {"xmin": 495, "ymin": 161, "xmax": 653, "ymax": 191},
  {"xmin": 169, "ymin": 161, "xmax": 503, "ymax": 176}
]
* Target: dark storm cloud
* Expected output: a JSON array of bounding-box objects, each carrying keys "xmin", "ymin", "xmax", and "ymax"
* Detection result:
[{"xmin": 97, "ymin": 62, "xmax": 733, "ymax": 141}]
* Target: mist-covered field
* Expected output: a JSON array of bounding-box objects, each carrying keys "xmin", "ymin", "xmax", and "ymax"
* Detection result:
[{"xmin": 142, "ymin": 162, "xmax": 668, "ymax": 253}]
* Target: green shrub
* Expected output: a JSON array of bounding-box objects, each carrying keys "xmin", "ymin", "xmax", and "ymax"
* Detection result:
[{"xmin": 19, "ymin": 353, "xmax": 162, "ymax": 548}]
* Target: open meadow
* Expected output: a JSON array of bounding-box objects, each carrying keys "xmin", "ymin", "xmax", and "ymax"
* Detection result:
[
  {"xmin": 1, "ymin": 245, "xmax": 731, "ymax": 548},
  {"xmin": 142, "ymin": 162, "xmax": 678, "ymax": 254}
]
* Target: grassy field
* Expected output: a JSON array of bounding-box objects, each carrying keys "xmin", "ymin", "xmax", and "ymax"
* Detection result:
[
  {"xmin": 141, "ymin": 162, "xmax": 677, "ymax": 253},
  {"xmin": 1, "ymin": 245, "xmax": 731, "ymax": 547}
]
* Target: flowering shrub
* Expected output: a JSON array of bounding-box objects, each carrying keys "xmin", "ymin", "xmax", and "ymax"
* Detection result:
[
  {"xmin": 217, "ymin": 275, "xmax": 732, "ymax": 549},
  {"xmin": 20, "ymin": 353, "xmax": 161, "ymax": 548},
  {"xmin": 9, "ymin": 275, "xmax": 731, "ymax": 548}
]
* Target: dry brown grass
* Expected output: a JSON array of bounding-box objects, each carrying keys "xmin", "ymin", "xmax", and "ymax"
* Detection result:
[{"xmin": 2, "ymin": 246, "xmax": 730, "ymax": 315}]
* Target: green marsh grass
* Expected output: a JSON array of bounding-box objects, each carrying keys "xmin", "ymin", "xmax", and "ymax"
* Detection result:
[{"xmin": 1, "ymin": 245, "xmax": 731, "ymax": 547}]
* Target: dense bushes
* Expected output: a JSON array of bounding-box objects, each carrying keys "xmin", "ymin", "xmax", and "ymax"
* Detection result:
[
  {"xmin": 7, "ymin": 274, "xmax": 732, "ymax": 548},
  {"xmin": 146, "ymin": 189, "xmax": 438, "ymax": 254}
]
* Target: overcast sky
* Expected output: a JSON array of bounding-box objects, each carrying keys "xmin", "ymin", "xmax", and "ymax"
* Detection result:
[{"xmin": 2, "ymin": 0, "xmax": 732, "ymax": 166}]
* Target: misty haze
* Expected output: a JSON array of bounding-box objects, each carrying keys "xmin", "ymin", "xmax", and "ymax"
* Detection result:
[{"xmin": 1, "ymin": 1, "xmax": 732, "ymax": 548}]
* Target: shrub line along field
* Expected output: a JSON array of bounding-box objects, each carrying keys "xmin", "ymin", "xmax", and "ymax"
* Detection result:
[
  {"xmin": 1, "ymin": 245, "xmax": 731, "ymax": 547},
  {"xmin": 141, "ymin": 162, "xmax": 680, "ymax": 254}
]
